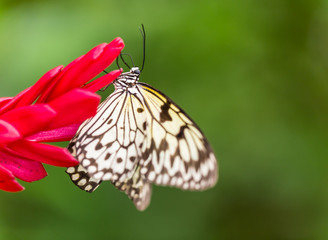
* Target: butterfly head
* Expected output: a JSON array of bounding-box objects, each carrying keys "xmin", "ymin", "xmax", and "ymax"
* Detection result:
[
  {"xmin": 114, "ymin": 67, "xmax": 140, "ymax": 89},
  {"xmin": 130, "ymin": 67, "xmax": 141, "ymax": 75}
]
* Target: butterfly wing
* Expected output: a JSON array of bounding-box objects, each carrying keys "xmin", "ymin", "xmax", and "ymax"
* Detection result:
[
  {"xmin": 67, "ymin": 88, "xmax": 148, "ymax": 183},
  {"xmin": 66, "ymin": 87, "xmax": 152, "ymax": 210},
  {"xmin": 112, "ymin": 166, "xmax": 152, "ymax": 211},
  {"xmin": 136, "ymin": 83, "xmax": 218, "ymax": 190}
]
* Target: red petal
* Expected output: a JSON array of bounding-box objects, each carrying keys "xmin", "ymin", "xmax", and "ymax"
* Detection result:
[
  {"xmin": 0, "ymin": 88, "xmax": 30, "ymax": 115},
  {"xmin": 0, "ymin": 119, "xmax": 21, "ymax": 144},
  {"xmin": 0, "ymin": 149, "xmax": 47, "ymax": 182},
  {"xmin": 36, "ymin": 60, "xmax": 83, "ymax": 103},
  {"xmin": 47, "ymin": 89, "xmax": 100, "ymax": 129},
  {"xmin": 15, "ymin": 65, "xmax": 63, "ymax": 107},
  {"xmin": 0, "ymin": 165, "xmax": 24, "ymax": 192},
  {"xmin": 83, "ymin": 69, "xmax": 122, "ymax": 92},
  {"xmin": 27, "ymin": 124, "xmax": 80, "ymax": 142},
  {"xmin": 58, "ymin": 55, "xmax": 84, "ymax": 76},
  {"xmin": 8, "ymin": 140, "xmax": 79, "ymax": 167},
  {"xmin": 46, "ymin": 38, "xmax": 124, "ymax": 101},
  {"xmin": 0, "ymin": 97, "xmax": 13, "ymax": 108},
  {"xmin": 0, "ymin": 104, "xmax": 57, "ymax": 137}
]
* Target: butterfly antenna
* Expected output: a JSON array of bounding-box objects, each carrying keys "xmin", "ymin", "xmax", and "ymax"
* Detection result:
[
  {"xmin": 139, "ymin": 24, "xmax": 146, "ymax": 72},
  {"xmin": 120, "ymin": 53, "xmax": 136, "ymax": 69},
  {"xmin": 117, "ymin": 25, "xmax": 145, "ymax": 71},
  {"xmin": 116, "ymin": 57, "xmax": 121, "ymax": 70}
]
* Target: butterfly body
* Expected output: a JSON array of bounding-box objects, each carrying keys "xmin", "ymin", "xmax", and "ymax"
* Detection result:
[{"xmin": 67, "ymin": 67, "xmax": 218, "ymax": 211}]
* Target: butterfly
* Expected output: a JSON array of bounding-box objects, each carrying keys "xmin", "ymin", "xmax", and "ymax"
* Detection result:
[{"xmin": 66, "ymin": 65, "xmax": 218, "ymax": 211}]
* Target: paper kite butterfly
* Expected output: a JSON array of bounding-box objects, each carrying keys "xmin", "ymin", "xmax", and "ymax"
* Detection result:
[{"xmin": 66, "ymin": 26, "xmax": 218, "ymax": 211}]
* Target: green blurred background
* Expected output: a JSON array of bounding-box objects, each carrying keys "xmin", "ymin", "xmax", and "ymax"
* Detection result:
[{"xmin": 0, "ymin": 0, "xmax": 327, "ymax": 239}]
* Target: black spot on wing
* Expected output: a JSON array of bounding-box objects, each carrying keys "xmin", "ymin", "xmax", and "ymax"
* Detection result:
[
  {"xmin": 159, "ymin": 138, "xmax": 169, "ymax": 151},
  {"xmin": 160, "ymin": 103, "xmax": 172, "ymax": 122},
  {"xmin": 67, "ymin": 141, "xmax": 75, "ymax": 152},
  {"xmin": 142, "ymin": 121, "xmax": 147, "ymax": 131},
  {"xmin": 177, "ymin": 126, "xmax": 187, "ymax": 139},
  {"xmin": 95, "ymin": 142, "xmax": 102, "ymax": 150}
]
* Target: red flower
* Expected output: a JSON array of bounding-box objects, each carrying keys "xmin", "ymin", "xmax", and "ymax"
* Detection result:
[{"xmin": 0, "ymin": 37, "xmax": 124, "ymax": 192}]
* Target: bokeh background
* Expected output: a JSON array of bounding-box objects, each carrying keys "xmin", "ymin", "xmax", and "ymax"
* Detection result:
[{"xmin": 0, "ymin": 0, "xmax": 327, "ymax": 239}]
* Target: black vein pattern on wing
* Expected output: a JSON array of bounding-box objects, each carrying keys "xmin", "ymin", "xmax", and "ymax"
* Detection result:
[
  {"xmin": 138, "ymin": 82, "xmax": 204, "ymax": 134},
  {"xmin": 76, "ymin": 87, "xmax": 148, "ymax": 182},
  {"xmin": 76, "ymin": 90, "xmax": 128, "ymax": 173},
  {"xmin": 134, "ymin": 82, "xmax": 218, "ymax": 190},
  {"xmin": 67, "ymin": 86, "xmax": 149, "ymax": 199},
  {"xmin": 81, "ymin": 90, "xmax": 125, "ymax": 139},
  {"xmin": 129, "ymin": 93, "xmax": 146, "ymax": 162}
]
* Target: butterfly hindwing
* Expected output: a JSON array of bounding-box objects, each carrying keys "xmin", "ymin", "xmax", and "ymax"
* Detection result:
[{"xmin": 112, "ymin": 166, "xmax": 152, "ymax": 211}]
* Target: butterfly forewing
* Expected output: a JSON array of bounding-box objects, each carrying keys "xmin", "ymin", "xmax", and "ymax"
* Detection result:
[
  {"xmin": 137, "ymin": 83, "xmax": 218, "ymax": 190},
  {"xmin": 72, "ymin": 89, "xmax": 149, "ymax": 183}
]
